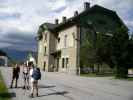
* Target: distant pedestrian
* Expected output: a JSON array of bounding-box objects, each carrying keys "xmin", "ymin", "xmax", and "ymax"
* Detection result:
[
  {"xmin": 10, "ymin": 64, "xmax": 20, "ymax": 88},
  {"xmin": 29, "ymin": 62, "xmax": 41, "ymax": 97},
  {"xmin": 22, "ymin": 63, "xmax": 30, "ymax": 89}
]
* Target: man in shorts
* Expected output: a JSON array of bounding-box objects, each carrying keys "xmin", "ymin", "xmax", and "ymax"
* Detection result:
[{"xmin": 10, "ymin": 64, "xmax": 20, "ymax": 88}]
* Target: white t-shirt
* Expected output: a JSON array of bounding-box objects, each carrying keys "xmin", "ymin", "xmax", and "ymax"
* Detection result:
[
  {"xmin": 30, "ymin": 68, "xmax": 34, "ymax": 82},
  {"xmin": 23, "ymin": 66, "xmax": 28, "ymax": 74}
]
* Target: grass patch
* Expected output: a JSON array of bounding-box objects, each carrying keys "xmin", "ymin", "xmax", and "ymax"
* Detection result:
[
  {"xmin": 127, "ymin": 78, "xmax": 133, "ymax": 81},
  {"xmin": 114, "ymin": 77, "xmax": 133, "ymax": 81},
  {"xmin": 80, "ymin": 73, "xmax": 97, "ymax": 77},
  {"xmin": 0, "ymin": 70, "xmax": 11, "ymax": 100},
  {"xmin": 80, "ymin": 73, "xmax": 114, "ymax": 77}
]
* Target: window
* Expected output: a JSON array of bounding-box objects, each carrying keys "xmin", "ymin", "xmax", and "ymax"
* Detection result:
[
  {"xmin": 62, "ymin": 58, "xmax": 65, "ymax": 68},
  {"xmin": 72, "ymin": 32, "xmax": 75, "ymax": 46},
  {"xmin": 58, "ymin": 37, "xmax": 60, "ymax": 43},
  {"xmin": 43, "ymin": 61, "xmax": 46, "ymax": 71},
  {"xmin": 44, "ymin": 46, "xmax": 47, "ymax": 54},
  {"xmin": 66, "ymin": 58, "xmax": 69, "ymax": 68},
  {"xmin": 64, "ymin": 35, "xmax": 67, "ymax": 48},
  {"xmin": 45, "ymin": 34, "xmax": 47, "ymax": 41}
]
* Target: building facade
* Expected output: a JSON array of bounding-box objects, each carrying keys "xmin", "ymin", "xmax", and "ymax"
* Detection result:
[{"xmin": 37, "ymin": 2, "xmax": 127, "ymax": 75}]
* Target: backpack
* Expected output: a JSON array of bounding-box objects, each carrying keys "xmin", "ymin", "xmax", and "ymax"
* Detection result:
[{"xmin": 32, "ymin": 68, "xmax": 41, "ymax": 80}]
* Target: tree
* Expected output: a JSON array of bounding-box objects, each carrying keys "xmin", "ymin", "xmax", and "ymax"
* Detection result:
[
  {"xmin": 111, "ymin": 26, "xmax": 129, "ymax": 78},
  {"xmin": 96, "ymin": 26, "xmax": 129, "ymax": 78},
  {"xmin": 80, "ymin": 28, "xmax": 97, "ymax": 73},
  {"xmin": 95, "ymin": 32, "xmax": 114, "ymax": 72},
  {"xmin": 80, "ymin": 24, "xmax": 130, "ymax": 78}
]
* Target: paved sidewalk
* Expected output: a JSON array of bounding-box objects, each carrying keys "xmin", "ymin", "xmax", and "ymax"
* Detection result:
[{"xmin": 0, "ymin": 66, "xmax": 133, "ymax": 100}]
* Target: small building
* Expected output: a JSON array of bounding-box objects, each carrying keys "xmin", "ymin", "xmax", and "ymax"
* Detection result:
[
  {"xmin": 26, "ymin": 52, "xmax": 36, "ymax": 66},
  {"xmin": 37, "ymin": 2, "xmax": 127, "ymax": 75},
  {"xmin": 0, "ymin": 50, "xmax": 8, "ymax": 67}
]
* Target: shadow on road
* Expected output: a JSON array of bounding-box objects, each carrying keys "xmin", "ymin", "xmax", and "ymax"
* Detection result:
[
  {"xmin": 0, "ymin": 92, "xmax": 16, "ymax": 98},
  {"xmin": 38, "ymin": 85, "xmax": 56, "ymax": 89},
  {"xmin": 38, "ymin": 91, "xmax": 68, "ymax": 97},
  {"xmin": 7, "ymin": 86, "xmax": 23, "ymax": 89},
  {"xmin": 8, "ymin": 85, "xmax": 56, "ymax": 89}
]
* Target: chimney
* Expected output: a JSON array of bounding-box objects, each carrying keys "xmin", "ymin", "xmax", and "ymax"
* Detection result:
[
  {"xmin": 84, "ymin": 2, "xmax": 90, "ymax": 10},
  {"xmin": 55, "ymin": 19, "xmax": 59, "ymax": 24},
  {"xmin": 62, "ymin": 16, "xmax": 67, "ymax": 23},
  {"xmin": 74, "ymin": 11, "xmax": 78, "ymax": 16}
]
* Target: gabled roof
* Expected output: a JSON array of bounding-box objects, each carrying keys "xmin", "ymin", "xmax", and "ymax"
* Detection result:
[
  {"xmin": 41, "ymin": 23, "xmax": 57, "ymax": 30},
  {"xmin": 38, "ymin": 23, "xmax": 57, "ymax": 34},
  {"xmin": 38, "ymin": 4, "xmax": 127, "ymax": 33}
]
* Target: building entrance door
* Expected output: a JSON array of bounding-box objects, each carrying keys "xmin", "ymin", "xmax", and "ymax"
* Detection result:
[
  {"xmin": 43, "ymin": 61, "xmax": 46, "ymax": 71},
  {"xmin": 56, "ymin": 58, "xmax": 59, "ymax": 72}
]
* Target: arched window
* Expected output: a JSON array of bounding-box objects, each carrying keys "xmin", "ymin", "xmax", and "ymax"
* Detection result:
[
  {"xmin": 64, "ymin": 35, "xmax": 67, "ymax": 48},
  {"xmin": 44, "ymin": 46, "xmax": 47, "ymax": 54},
  {"xmin": 45, "ymin": 33, "xmax": 47, "ymax": 41}
]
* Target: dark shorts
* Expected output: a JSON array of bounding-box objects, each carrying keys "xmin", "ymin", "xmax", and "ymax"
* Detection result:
[
  {"xmin": 23, "ymin": 72, "xmax": 29, "ymax": 80},
  {"xmin": 12, "ymin": 75, "xmax": 19, "ymax": 79}
]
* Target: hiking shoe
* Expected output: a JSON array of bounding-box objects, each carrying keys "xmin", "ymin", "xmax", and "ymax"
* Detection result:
[
  {"xmin": 15, "ymin": 85, "xmax": 17, "ymax": 88},
  {"xmin": 36, "ymin": 93, "xmax": 38, "ymax": 97},
  {"xmin": 22, "ymin": 86, "xmax": 25, "ymax": 89},
  {"xmin": 10, "ymin": 86, "xmax": 12, "ymax": 88},
  {"xmin": 29, "ymin": 94, "xmax": 33, "ymax": 98}
]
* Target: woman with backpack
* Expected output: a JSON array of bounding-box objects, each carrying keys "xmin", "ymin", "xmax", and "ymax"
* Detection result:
[{"xmin": 29, "ymin": 62, "xmax": 41, "ymax": 97}]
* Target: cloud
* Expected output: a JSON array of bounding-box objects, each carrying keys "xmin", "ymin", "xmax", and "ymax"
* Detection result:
[
  {"xmin": 52, "ymin": 6, "xmax": 67, "ymax": 13},
  {"xmin": 0, "ymin": 29, "xmax": 37, "ymax": 51},
  {"xmin": 0, "ymin": 12, "xmax": 21, "ymax": 20},
  {"xmin": 0, "ymin": 0, "xmax": 132, "ymax": 51}
]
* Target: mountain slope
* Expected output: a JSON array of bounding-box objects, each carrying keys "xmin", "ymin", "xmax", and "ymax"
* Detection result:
[{"xmin": 1, "ymin": 48, "xmax": 30, "ymax": 62}]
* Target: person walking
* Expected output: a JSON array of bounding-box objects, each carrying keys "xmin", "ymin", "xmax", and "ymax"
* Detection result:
[
  {"xmin": 29, "ymin": 62, "xmax": 41, "ymax": 97},
  {"xmin": 22, "ymin": 63, "xmax": 30, "ymax": 89},
  {"xmin": 10, "ymin": 64, "xmax": 20, "ymax": 88}
]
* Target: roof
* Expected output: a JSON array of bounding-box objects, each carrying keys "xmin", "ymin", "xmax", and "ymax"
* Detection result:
[
  {"xmin": 42, "ymin": 23, "xmax": 57, "ymax": 30},
  {"xmin": 37, "ymin": 23, "xmax": 56, "ymax": 34},
  {"xmin": 38, "ymin": 23, "xmax": 57, "ymax": 33},
  {"xmin": 39, "ymin": 4, "xmax": 127, "ymax": 33}
]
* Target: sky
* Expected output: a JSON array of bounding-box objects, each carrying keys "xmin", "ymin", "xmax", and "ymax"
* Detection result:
[{"xmin": 0, "ymin": 0, "xmax": 133, "ymax": 51}]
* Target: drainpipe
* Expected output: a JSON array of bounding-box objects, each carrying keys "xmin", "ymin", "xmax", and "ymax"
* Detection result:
[{"xmin": 76, "ymin": 24, "xmax": 81, "ymax": 75}]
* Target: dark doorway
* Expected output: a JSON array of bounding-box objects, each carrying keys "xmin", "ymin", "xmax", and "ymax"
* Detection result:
[
  {"xmin": 56, "ymin": 58, "xmax": 59, "ymax": 71},
  {"xmin": 43, "ymin": 61, "xmax": 46, "ymax": 71}
]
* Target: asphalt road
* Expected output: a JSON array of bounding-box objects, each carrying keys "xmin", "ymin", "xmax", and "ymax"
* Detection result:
[{"xmin": 0, "ymin": 66, "xmax": 133, "ymax": 100}]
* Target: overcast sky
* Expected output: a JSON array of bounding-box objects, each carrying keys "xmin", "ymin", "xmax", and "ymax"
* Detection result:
[{"xmin": 0, "ymin": 0, "xmax": 133, "ymax": 51}]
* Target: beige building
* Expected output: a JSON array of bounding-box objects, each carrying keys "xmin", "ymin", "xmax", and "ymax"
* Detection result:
[
  {"xmin": 37, "ymin": 21, "xmax": 80, "ymax": 75},
  {"xmin": 37, "ymin": 2, "xmax": 126, "ymax": 75}
]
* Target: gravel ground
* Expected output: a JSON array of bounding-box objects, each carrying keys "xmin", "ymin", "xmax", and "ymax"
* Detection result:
[{"xmin": 0, "ymin": 66, "xmax": 133, "ymax": 100}]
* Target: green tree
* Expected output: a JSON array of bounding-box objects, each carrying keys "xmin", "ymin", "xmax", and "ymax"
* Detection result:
[
  {"xmin": 95, "ymin": 32, "xmax": 114, "ymax": 72},
  {"xmin": 80, "ymin": 29, "xmax": 97, "ymax": 73},
  {"xmin": 80, "ymin": 25, "xmax": 130, "ymax": 78},
  {"xmin": 96, "ymin": 26, "xmax": 129, "ymax": 78},
  {"xmin": 111, "ymin": 26, "xmax": 129, "ymax": 78}
]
